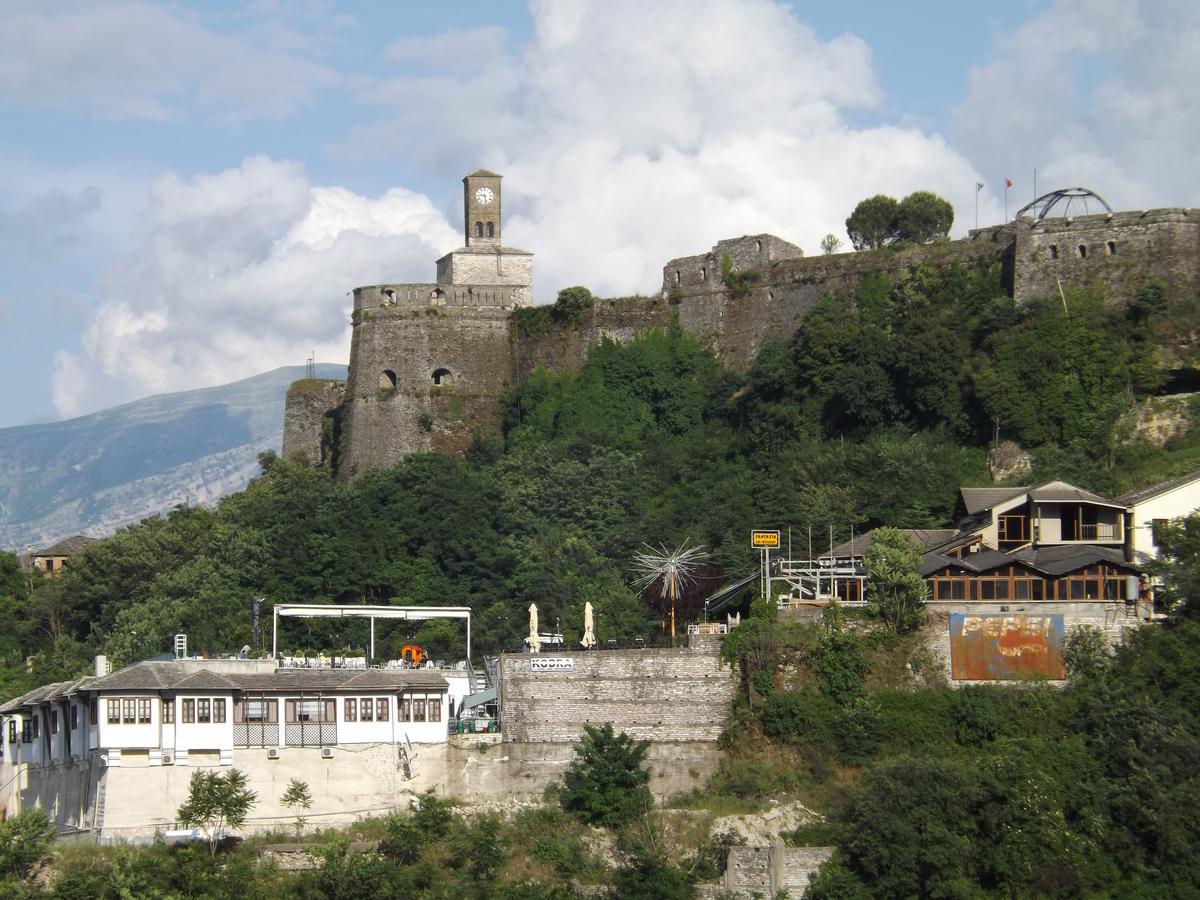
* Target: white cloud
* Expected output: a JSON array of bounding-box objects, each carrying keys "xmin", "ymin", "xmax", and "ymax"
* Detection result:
[
  {"xmin": 954, "ymin": 0, "xmax": 1200, "ymax": 211},
  {"xmin": 54, "ymin": 0, "xmax": 1020, "ymax": 417},
  {"xmin": 0, "ymin": 1, "xmax": 337, "ymax": 120},
  {"xmin": 52, "ymin": 156, "xmax": 459, "ymax": 418},
  {"xmin": 347, "ymin": 0, "xmax": 997, "ymax": 299}
]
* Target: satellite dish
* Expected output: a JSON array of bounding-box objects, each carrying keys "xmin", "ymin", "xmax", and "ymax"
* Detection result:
[{"xmin": 239, "ymin": 645, "xmax": 251, "ymax": 659}]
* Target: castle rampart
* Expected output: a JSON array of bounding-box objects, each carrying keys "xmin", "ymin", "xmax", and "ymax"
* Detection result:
[
  {"xmin": 286, "ymin": 172, "xmax": 1200, "ymax": 477},
  {"xmin": 1013, "ymin": 208, "xmax": 1200, "ymax": 304}
]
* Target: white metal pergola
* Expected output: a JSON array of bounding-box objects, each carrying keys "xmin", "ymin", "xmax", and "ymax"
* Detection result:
[{"xmin": 271, "ymin": 604, "xmax": 473, "ymax": 661}]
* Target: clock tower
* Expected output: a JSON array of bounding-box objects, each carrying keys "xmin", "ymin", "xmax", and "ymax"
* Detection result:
[{"xmin": 464, "ymin": 170, "xmax": 502, "ymax": 247}]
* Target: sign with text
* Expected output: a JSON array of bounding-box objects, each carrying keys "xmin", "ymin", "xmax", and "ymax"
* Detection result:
[
  {"xmin": 750, "ymin": 530, "xmax": 781, "ymax": 549},
  {"xmin": 530, "ymin": 657, "xmax": 574, "ymax": 672}
]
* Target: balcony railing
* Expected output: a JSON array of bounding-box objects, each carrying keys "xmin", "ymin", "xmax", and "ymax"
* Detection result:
[
  {"xmin": 1077, "ymin": 523, "xmax": 1119, "ymax": 541},
  {"xmin": 233, "ymin": 723, "xmax": 279, "ymax": 747},
  {"xmin": 283, "ymin": 723, "xmax": 337, "ymax": 746}
]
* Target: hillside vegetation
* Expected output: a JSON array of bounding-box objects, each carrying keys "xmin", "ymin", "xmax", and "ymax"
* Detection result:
[
  {"xmin": 3, "ymin": 262, "xmax": 1200, "ymax": 896},
  {"xmin": 3, "ymin": 262, "xmax": 1199, "ymax": 692}
]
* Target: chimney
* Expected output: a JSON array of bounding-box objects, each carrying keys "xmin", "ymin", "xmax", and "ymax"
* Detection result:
[{"xmin": 94, "ymin": 655, "xmax": 111, "ymax": 677}]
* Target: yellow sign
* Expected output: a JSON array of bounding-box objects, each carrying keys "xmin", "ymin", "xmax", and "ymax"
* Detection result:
[{"xmin": 751, "ymin": 530, "xmax": 780, "ymax": 549}]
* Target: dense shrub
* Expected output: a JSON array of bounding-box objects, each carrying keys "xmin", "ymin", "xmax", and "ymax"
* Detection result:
[{"xmin": 560, "ymin": 724, "xmax": 652, "ymax": 828}]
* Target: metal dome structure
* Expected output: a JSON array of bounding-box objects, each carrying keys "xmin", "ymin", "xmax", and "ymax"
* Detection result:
[{"xmin": 1015, "ymin": 187, "xmax": 1114, "ymax": 221}]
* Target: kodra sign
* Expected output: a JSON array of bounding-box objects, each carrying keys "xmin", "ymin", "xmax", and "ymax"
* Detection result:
[{"xmin": 530, "ymin": 657, "xmax": 574, "ymax": 672}]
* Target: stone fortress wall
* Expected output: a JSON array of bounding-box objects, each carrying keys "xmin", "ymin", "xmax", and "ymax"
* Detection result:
[
  {"xmin": 498, "ymin": 637, "xmax": 735, "ymax": 744},
  {"xmin": 281, "ymin": 178, "xmax": 1200, "ymax": 475},
  {"xmin": 336, "ymin": 283, "xmax": 519, "ymax": 476}
]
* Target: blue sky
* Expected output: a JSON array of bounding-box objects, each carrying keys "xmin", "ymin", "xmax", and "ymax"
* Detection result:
[{"xmin": 1, "ymin": 0, "xmax": 1197, "ymax": 427}]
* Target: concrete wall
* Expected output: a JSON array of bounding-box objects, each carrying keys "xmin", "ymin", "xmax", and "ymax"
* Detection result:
[
  {"xmin": 1, "ymin": 738, "xmax": 724, "ymax": 841},
  {"xmin": 498, "ymin": 638, "xmax": 735, "ymax": 743}
]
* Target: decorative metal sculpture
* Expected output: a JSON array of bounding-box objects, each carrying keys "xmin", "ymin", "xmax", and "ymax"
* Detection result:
[
  {"xmin": 1015, "ymin": 187, "xmax": 1114, "ymax": 222},
  {"xmin": 631, "ymin": 541, "xmax": 709, "ymax": 641}
]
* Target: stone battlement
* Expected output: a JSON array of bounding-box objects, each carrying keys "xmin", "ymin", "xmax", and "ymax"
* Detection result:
[
  {"xmin": 353, "ymin": 282, "xmax": 529, "ymax": 312},
  {"xmin": 282, "ymin": 173, "xmax": 1200, "ymax": 477}
]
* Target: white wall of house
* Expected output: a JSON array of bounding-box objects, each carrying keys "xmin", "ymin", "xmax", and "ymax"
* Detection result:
[
  {"xmin": 444, "ymin": 673, "xmax": 472, "ymax": 719},
  {"xmin": 397, "ymin": 692, "xmax": 449, "ymax": 743},
  {"xmin": 1129, "ymin": 480, "xmax": 1200, "ymax": 563},
  {"xmin": 173, "ymin": 694, "xmax": 235, "ymax": 753}
]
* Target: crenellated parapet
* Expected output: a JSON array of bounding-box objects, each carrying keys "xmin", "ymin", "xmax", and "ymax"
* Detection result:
[{"xmin": 289, "ymin": 175, "xmax": 1200, "ymax": 479}]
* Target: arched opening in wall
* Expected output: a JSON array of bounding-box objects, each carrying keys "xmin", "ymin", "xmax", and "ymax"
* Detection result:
[
  {"xmin": 755, "ymin": 239, "xmax": 762, "ymax": 253},
  {"xmin": 1049, "ymin": 245, "xmax": 1059, "ymax": 259},
  {"xmin": 674, "ymin": 270, "xmax": 681, "ymax": 284},
  {"xmin": 1107, "ymin": 241, "xmax": 1117, "ymax": 256},
  {"xmin": 1077, "ymin": 244, "xmax": 1088, "ymax": 258},
  {"xmin": 700, "ymin": 267, "xmax": 707, "ymax": 281},
  {"xmin": 486, "ymin": 222, "xmax": 494, "ymax": 237},
  {"xmin": 475, "ymin": 222, "xmax": 484, "ymax": 237},
  {"xmin": 431, "ymin": 368, "xmax": 453, "ymax": 386},
  {"xmin": 767, "ymin": 290, "xmax": 774, "ymax": 301},
  {"xmin": 379, "ymin": 370, "xmax": 397, "ymax": 391}
]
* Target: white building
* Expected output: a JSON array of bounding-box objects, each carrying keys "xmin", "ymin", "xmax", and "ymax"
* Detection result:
[
  {"xmin": 1, "ymin": 659, "xmax": 451, "ymax": 773},
  {"xmin": 1119, "ymin": 469, "xmax": 1200, "ymax": 565}
]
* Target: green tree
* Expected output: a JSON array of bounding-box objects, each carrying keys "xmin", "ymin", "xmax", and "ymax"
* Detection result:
[
  {"xmin": 281, "ymin": 778, "xmax": 313, "ymax": 838},
  {"xmin": 0, "ymin": 808, "xmax": 54, "ymax": 879},
  {"xmin": 894, "ymin": 190, "xmax": 954, "ymax": 243},
  {"xmin": 819, "ymin": 233, "xmax": 844, "ymax": 255},
  {"xmin": 845, "ymin": 194, "xmax": 899, "ymax": 250},
  {"xmin": 177, "ymin": 769, "xmax": 257, "ymax": 856},
  {"xmin": 862, "ymin": 528, "xmax": 927, "ymax": 633},
  {"xmin": 560, "ymin": 724, "xmax": 652, "ymax": 828},
  {"xmin": 551, "ymin": 285, "xmax": 594, "ymax": 322},
  {"xmin": 835, "ymin": 756, "xmax": 987, "ymax": 898}
]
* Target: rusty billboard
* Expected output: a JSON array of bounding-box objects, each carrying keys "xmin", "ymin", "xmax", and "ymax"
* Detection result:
[{"xmin": 949, "ymin": 614, "xmax": 1066, "ymax": 681}]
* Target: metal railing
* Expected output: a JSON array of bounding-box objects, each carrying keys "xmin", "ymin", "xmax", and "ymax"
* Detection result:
[
  {"xmin": 283, "ymin": 723, "xmax": 336, "ymax": 746},
  {"xmin": 1077, "ymin": 523, "xmax": 1119, "ymax": 541},
  {"xmin": 233, "ymin": 723, "xmax": 279, "ymax": 747}
]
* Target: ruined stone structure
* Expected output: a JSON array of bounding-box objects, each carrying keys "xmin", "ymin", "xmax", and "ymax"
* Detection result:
[
  {"xmin": 279, "ymin": 172, "xmax": 1200, "ymax": 478},
  {"xmin": 282, "ymin": 378, "xmax": 345, "ymax": 467}
]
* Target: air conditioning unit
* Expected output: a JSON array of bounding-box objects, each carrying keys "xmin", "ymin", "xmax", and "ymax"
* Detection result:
[
  {"xmin": 161, "ymin": 752, "xmax": 174, "ymax": 765},
  {"xmin": 321, "ymin": 747, "xmax": 334, "ymax": 759},
  {"xmin": 267, "ymin": 748, "xmax": 280, "ymax": 760}
]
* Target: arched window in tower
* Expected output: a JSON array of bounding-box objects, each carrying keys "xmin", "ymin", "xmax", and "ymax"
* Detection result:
[
  {"xmin": 475, "ymin": 222, "xmax": 484, "ymax": 237},
  {"xmin": 379, "ymin": 369, "xmax": 397, "ymax": 391},
  {"xmin": 486, "ymin": 222, "xmax": 494, "ymax": 238},
  {"xmin": 431, "ymin": 368, "xmax": 453, "ymax": 386}
]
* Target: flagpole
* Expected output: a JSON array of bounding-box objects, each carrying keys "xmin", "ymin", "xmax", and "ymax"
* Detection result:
[
  {"xmin": 975, "ymin": 187, "xmax": 979, "ymax": 230},
  {"xmin": 1004, "ymin": 180, "xmax": 1008, "ymax": 222}
]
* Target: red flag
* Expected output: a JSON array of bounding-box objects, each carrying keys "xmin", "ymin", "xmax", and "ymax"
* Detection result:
[{"xmin": 1005, "ymin": 178, "xmax": 1013, "ymax": 188}]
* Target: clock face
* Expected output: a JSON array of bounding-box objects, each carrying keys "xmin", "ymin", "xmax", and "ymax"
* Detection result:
[{"xmin": 474, "ymin": 187, "xmax": 495, "ymax": 205}]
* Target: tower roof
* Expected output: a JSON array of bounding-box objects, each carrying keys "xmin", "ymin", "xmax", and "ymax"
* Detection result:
[{"xmin": 466, "ymin": 169, "xmax": 502, "ymax": 179}]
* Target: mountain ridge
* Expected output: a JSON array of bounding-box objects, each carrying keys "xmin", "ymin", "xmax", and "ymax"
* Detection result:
[{"xmin": 0, "ymin": 364, "xmax": 347, "ymax": 550}]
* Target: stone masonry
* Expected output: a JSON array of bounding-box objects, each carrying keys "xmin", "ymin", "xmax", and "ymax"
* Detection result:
[
  {"xmin": 285, "ymin": 170, "xmax": 1200, "ymax": 477},
  {"xmin": 498, "ymin": 638, "xmax": 735, "ymax": 743},
  {"xmin": 282, "ymin": 379, "xmax": 345, "ymax": 466}
]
